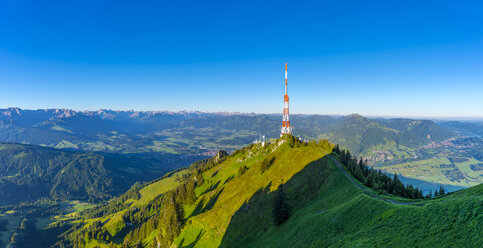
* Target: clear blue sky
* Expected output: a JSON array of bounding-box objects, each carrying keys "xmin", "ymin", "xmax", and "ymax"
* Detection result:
[{"xmin": 1, "ymin": 0, "xmax": 482, "ymax": 117}]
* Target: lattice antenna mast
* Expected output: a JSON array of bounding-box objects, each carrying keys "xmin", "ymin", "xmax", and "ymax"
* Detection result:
[{"xmin": 281, "ymin": 63, "xmax": 292, "ymax": 136}]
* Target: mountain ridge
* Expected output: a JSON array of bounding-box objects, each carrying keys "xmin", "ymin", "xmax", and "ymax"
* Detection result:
[
  {"xmin": 48, "ymin": 136, "xmax": 481, "ymax": 248},
  {"xmin": 0, "ymin": 142, "xmax": 204, "ymax": 205}
]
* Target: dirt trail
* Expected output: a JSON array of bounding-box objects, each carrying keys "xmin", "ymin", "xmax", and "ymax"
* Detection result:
[{"xmin": 328, "ymin": 156, "xmax": 415, "ymax": 206}]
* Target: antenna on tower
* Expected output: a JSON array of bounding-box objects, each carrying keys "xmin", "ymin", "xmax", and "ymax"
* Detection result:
[{"xmin": 281, "ymin": 63, "xmax": 293, "ymax": 136}]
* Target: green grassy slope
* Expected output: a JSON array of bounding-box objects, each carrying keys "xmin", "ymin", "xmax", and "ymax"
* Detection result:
[
  {"xmin": 171, "ymin": 137, "xmax": 334, "ymax": 248},
  {"xmin": 59, "ymin": 136, "xmax": 334, "ymax": 247},
  {"xmin": 59, "ymin": 136, "xmax": 481, "ymax": 247},
  {"xmin": 220, "ymin": 158, "xmax": 482, "ymax": 248}
]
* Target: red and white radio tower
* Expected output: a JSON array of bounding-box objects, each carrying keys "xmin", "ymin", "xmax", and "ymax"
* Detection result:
[{"xmin": 281, "ymin": 63, "xmax": 292, "ymax": 136}]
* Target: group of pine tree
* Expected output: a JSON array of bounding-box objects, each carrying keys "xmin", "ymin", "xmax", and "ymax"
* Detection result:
[
  {"xmin": 59, "ymin": 153, "xmax": 220, "ymax": 248},
  {"xmin": 332, "ymin": 145, "xmax": 444, "ymax": 199}
]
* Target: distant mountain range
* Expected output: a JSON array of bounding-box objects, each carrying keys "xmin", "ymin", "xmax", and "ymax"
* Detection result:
[
  {"xmin": 0, "ymin": 107, "xmax": 456, "ymax": 155},
  {"xmin": 437, "ymin": 121, "xmax": 483, "ymax": 137},
  {"xmin": 1, "ymin": 107, "xmax": 482, "ymax": 193}
]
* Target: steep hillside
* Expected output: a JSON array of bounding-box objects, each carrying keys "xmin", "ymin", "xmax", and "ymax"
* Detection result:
[
  {"xmin": 438, "ymin": 121, "xmax": 483, "ymax": 137},
  {"xmin": 54, "ymin": 136, "xmax": 480, "ymax": 248},
  {"xmin": 319, "ymin": 114, "xmax": 455, "ymax": 156},
  {"xmin": 0, "ymin": 142, "xmax": 193, "ymax": 205}
]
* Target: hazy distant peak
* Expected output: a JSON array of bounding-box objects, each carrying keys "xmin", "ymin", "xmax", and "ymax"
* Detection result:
[{"xmin": 344, "ymin": 113, "xmax": 369, "ymax": 122}]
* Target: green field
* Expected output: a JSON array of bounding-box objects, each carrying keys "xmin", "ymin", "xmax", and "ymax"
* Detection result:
[
  {"xmin": 136, "ymin": 170, "xmax": 188, "ymax": 206},
  {"xmin": 58, "ymin": 200, "xmax": 95, "ymax": 218},
  {"xmin": 378, "ymin": 156, "xmax": 483, "ymax": 188}
]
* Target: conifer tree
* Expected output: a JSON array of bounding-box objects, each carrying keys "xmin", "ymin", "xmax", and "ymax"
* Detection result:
[
  {"xmin": 438, "ymin": 186, "xmax": 445, "ymax": 196},
  {"xmin": 272, "ymin": 183, "xmax": 290, "ymax": 225}
]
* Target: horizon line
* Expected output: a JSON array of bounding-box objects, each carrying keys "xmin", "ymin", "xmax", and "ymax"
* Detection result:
[{"xmin": 2, "ymin": 106, "xmax": 483, "ymax": 120}]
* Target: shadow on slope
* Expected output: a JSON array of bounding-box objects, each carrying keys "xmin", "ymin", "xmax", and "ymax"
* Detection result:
[
  {"xmin": 219, "ymin": 155, "xmax": 482, "ymax": 248},
  {"xmin": 189, "ymin": 187, "xmax": 225, "ymax": 218},
  {"xmin": 219, "ymin": 155, "xmax": 355, "ymax": 247},
  {"xmin": 180, "ymin": 229, "xmax": 206, "ymax": 248}
]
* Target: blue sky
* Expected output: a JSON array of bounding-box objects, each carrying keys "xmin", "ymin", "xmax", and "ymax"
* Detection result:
[{"xmin": 0, "ymin": 0, "xmax": 482, "ymax": 117}]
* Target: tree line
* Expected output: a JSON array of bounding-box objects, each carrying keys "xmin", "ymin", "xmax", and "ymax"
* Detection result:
[{"xmin": 333, "ymin": 145, "xmax": 444, "ymax": 199}]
